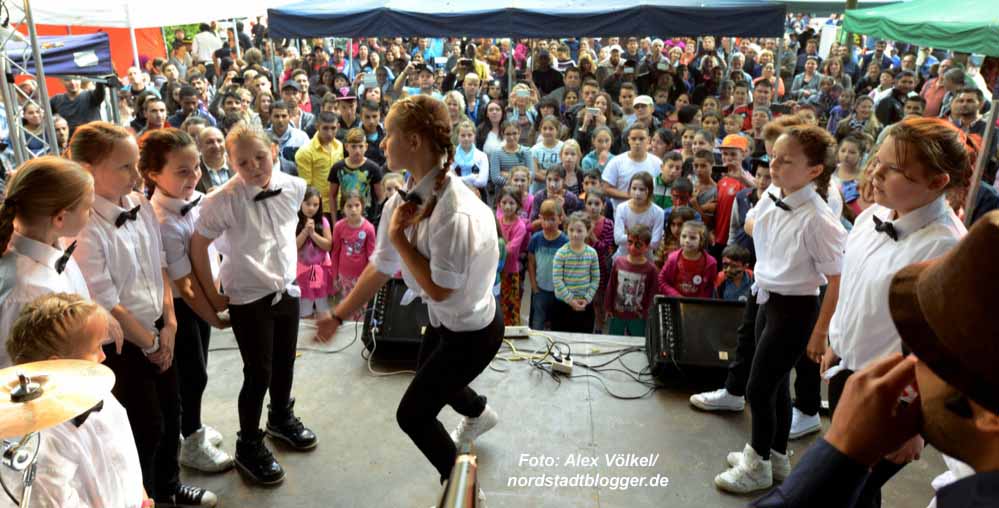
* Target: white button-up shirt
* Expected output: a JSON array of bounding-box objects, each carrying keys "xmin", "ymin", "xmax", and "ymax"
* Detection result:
[
  {"xmin": 748, "ymin": 183, "xmax": 847, "ymax": 301},
  {"xmin": 74, "ymin": 192, "xmax": 166, "ymax": 333},
  {"xmin": 195, "ymin": 169, "xmax": 306, "ymax": 305},
  {"xmin": 371, "ymin": 173, "xmax": 499, "ymax": 332},
  {"xmin": 829, "ymin": 196, "xmax": 965, "ymax": 371},
  {"xmin": 150, "ymin": 189, "xmax": 220, "ymax": 296},
  {"xmin": 0, "ymin": 234, "xmax": 90, "ymax": 367},
  {"xmin": 0, "ymin": 396, "xmax": 145, "ymax": 508}
]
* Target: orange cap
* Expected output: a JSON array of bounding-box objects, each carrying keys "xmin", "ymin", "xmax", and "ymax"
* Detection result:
[{"xmin": 720, "ymin": 134, "xmax": 749, "ymax": 151}]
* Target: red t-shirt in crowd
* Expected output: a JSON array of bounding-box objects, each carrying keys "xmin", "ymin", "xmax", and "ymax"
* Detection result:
[
  {"xmin": 713, "ymin": 176, "xmax": 745, "ymax": 246},
  {"xmin": 676, "ymin": 252, "xmax": 709, "ymax": 297}
]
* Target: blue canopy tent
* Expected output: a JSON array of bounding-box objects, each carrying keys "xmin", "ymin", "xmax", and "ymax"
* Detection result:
[
  {"xmin": 267, "ymin": 0, "xmax": 787, "ymax": 39},
  {"xmin": 4, "ymin": 32, "xmax": 113, "ymax": 77}
]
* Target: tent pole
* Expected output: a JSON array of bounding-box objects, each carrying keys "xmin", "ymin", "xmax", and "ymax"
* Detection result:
[
  {"xmin": 0, "ymin": 58, "xmax": 26, "ymax": 166},
  {"xmin": 507, "ymin": 39, "xmax": 513, "ymax": 95},
  {"xmin": 232, "ymin": 19, "xmax": 242, "ymax": 60},
  {"xmin": 124, "ymin": 2, "xmax": 140, "ymax": 69},
  {"xmin": 22, "ymin": 0, "xmax": 58, "ymax": 150},
  {"xmin": 962, "ymin": 98, "xmax": 999, "ymax": 226}
]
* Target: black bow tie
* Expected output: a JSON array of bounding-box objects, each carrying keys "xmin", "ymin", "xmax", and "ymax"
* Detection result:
[
  {"xmin": 873, "ymin": 215, "xmax": 899, "ymax": 241},
  {"xmin": 115, "ymin": 205, "xmax": 141, "ymax": 228},
  {"xmin": 180, "ymin": 196, "xmax": 202, "ymax": 216},
  {"xmin": 254, "ymin": 188, "xmax": 283, "ymax": 202},
  {"xmin": 72, "ymin": 400, "xmax": 104, "ymax": 427},
  {"xmin": 55, "ymin": 240, "xmax": 77, "ymax": 274},
  {"xmin": 768, "ymin": 192, "xmax": 792, "ymax": 211}
]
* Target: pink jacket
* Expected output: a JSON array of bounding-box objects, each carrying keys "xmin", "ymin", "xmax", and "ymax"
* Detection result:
[{"xmin": 657, "ymin": 250, "xmax": 718, "ymax": 298}]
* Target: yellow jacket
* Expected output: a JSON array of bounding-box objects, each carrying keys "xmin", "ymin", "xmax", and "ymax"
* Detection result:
[{"xmin": 295, "ymin": 134, "xmax": 344, "ymax": 213}]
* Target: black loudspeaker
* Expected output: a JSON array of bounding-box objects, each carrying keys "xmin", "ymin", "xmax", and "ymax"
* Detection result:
[
  {"xmin": 646, "ymin": 296, "xmax": 743, "ymax": 382},
  {"xmin": 362, "ymin": 278, "xmax": 429, "ymax": 366}
]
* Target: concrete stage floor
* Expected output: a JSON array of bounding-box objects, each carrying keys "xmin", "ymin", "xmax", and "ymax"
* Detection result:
[{"xmin": 187, "ymin": 322, "xmax": 942, "ymax": 508}]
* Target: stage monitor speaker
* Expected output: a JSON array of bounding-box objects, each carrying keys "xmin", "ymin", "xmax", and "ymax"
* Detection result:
[
  {"xmin": 362, "ymin": 278, "xmax": 429, "ymax": 367},
  {"xmin": 646, "ymin": 296, "xmax": 743, "ymax": 382}
]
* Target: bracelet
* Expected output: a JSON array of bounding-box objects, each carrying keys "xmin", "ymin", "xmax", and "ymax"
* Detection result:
[{"xmin": 331, "ymin": 313, "xmax": 344, "ymax": 325}]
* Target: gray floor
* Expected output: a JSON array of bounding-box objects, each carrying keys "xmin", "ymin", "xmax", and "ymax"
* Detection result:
[{"xmin": 186, "ymin": 320, "xmax": 942, "ymax": 508}]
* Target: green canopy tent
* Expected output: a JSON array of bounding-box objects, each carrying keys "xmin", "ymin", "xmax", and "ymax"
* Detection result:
[
  {"xmin": 844, "ymin": 0, "xmax": 999, "ymax": 225},
  {"xmin": 774, "ymin": 0, "xmax": 901, "ymax": 16}
]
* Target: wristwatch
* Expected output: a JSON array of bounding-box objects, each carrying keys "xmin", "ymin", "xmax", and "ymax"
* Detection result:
[
  {"xmin": 142, "ymin": 331, "xmax": 161, "ymax": 355},
  {"xmin": 331, "ymin": 313, "xmax": 345, "ymax": 326}
]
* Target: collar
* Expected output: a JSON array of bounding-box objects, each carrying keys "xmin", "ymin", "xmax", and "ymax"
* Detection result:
[
  {"xmin": 201, "ymin": 156, "xmax": 229, "ymax": 173},
  {"xmin": 92, "ymin": 193, "xmax": 138, "ymax": 226},
  {"xmin": 775, "ymin": 182, "xmax": 817, "ymax": 210},
  {"xmin": 872, "ymin": 195, "xmax": 950, "ymax": 241},
  {"xmin": 72, "ymin": 400, "xmax": 104, "ymax": 427},
  {"xmin": 310, "ymin": 134, "xmax": 341, "ymax": 153},
  {"xmin": 9, "ymin": 233, "xmax": 63, "ymax": 270},
  {"xmin": 152, "ymin": 188, "xmax": 204, "ymax": 216},
  {"xmin": 237, "ymin": 163, "xmax": 285, "ymax": 198}
]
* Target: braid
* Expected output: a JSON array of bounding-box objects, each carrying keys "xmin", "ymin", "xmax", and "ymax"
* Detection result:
[{"xmin": 0, "ymin": 201, "xmax": 16, "ymax": 257}]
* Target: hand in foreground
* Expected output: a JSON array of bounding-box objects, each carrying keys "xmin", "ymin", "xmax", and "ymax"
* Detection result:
[
  {"xmin": 108, "ymin": 317, "xmax": 124, "ymax": 355},
  {"xmin": 806, "ymin": 328, "xmax": 827, "ymax": 363},
  {"xmin": 388, "ymin": 201, "xmax": 420, "ymax": 246},
  {"xmin": 315, "ymin": 315, "xmax": 341, "ymax": 343},
  {"xmin": 824, "ymin": 354, "xmax": 923, "ymax": 467}
]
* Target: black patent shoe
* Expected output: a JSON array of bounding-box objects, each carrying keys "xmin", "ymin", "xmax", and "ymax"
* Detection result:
[{"xmin": 235, "ymin": 430, "xmax": 285, "ymax": 485}]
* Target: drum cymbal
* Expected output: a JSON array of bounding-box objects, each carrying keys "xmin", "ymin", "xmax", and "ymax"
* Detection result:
[{"xmin": 0, "ymin": 360, "xmax": 115, "ymax": 438}]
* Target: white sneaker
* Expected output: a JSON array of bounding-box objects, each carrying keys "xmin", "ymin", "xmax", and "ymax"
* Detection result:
[
  {"xmin": 203, "ymin": 425, "xmax": 224, "ymax": 448},
  {"xmin": 788, "ymin": 408, "xmax": 821, "ymax": 440},
  {"xmin": 690, "ymin": 388, "xmax": 745, "ymax": 412},
  {"xmin": 727, "ymin": 448, "xmax": 791, "ymax": 481},
  {"xmin": 449, "ymin": 405, "xmax": 499, "ymax": 448},
  {"xmin": 715, "ymin": 444, "xmax": 773, "ymax": 494},
  {"xmin": 180, "ymin": 427, "xmax": 235, "ymax": 473}
]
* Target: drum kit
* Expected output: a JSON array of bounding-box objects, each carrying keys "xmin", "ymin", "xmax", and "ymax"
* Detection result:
[{"xmin": 0, "ymin": 359, "xmax": 115, "ymax": 508}]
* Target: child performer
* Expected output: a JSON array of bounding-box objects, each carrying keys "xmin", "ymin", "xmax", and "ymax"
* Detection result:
[
  {"xmin": 141, "ymin": 128, "xmax": 233, "ymax": 473},
  {"xmin": 551, "ymin": 212, "xmax": 601, "ymax": 333},
  {"xmin": 71, "ymin": 122, "xmax": 216, "ymax": 504},
  {"xmin": 5, "ymin": 293, "xmax": 149, "ymax": 507},
  {"xmin": 191, "ymin": 125, "xmax": 317, "ymax": 486},
  {"xmin": 658, "ymin": 220, "xmax": 718, "ymax": 298},
  {"xmin": 714, "ymin": 125, "xmax": 846, "ymax": 494},
  {"xmin": 604, "ymin": 224, "xmax": 659, "ymax": 337},
  {"xmin": 330, "ymin": 191, "xmax": 376, "ymax": 322},
  {"xmin": 0, "ymin": 156, "xmax": 98, "ymax": 366},
  {"xmin": 821, "ymin": 117, "xmax": 969, "ymax": 507}
]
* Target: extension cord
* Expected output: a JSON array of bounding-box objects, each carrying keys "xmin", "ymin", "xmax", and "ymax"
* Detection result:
[
  {"xmin": 551, "ymin": 357, "xmax": 573, "ymax": 375},
  {"xmin": 504, "ymin": 325, "xmax": 531, "ymax": 338}
]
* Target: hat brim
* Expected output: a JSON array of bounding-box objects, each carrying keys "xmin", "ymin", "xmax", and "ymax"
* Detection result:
[{"xmin": 889, "ymin": 262, "xmax": 999, "ymax": 414}]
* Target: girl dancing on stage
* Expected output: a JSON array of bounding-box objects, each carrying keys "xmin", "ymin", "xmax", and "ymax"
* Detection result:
[{"xmin": 318, "ymin": 95, "xmax": 504, "ymax": 492}]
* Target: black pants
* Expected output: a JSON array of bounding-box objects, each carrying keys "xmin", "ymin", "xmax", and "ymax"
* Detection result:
[
  {"xmin": 828, "ymin": 369, "xmax": 905, "ymax": 508},
  {"xmin": 724, "ymin": 297, "xmax": 822, "ymax": 416},
  {"xmin": 746, "ymin": 293, "xmax": 819, "ymax": 459},
  {"xmin": 396, "ymin": 305, "xmax": 504, "ymax": 482},
  {"xmin": 103, "ymin": 336, "xmax": 180, "ymax": 498},
  {"xmin": 173, "ymin": 298, "xmax": 211, "ymax": 437},
  {"xmin": 228, "ymin": 292, "xmax": 300, "ymax": 434},
  {"xmin": 551, "ymin": 299, "xmax": 594, "ymax": 333}
]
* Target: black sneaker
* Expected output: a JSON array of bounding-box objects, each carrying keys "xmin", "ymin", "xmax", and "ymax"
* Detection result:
[
  {"xmin": 266, "ymin": 401, "xmax": 318, "ymax": 450},
  {"xmin": 156, "ymin": 484, "xmax": 218, "ymax": 507},
  {"xmin": 234, "ymin": 430, "xmax": 285, "ymax": 485}
]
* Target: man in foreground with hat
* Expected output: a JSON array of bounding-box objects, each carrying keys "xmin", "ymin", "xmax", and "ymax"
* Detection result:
[{"xmin": 751, "ymin": 211, "xmax": 999, "ymax": 507}]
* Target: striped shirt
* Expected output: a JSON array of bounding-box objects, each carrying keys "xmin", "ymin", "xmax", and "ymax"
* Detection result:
[
  {"xmin": 489, "ymin": 146, "xmax": 536, "ymax": 187},
  {"xmin": 552, "ymin": 243, "xmax": 601, "ymax": 304}
]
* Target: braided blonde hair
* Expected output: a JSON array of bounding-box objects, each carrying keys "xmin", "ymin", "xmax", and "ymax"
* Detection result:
[{"xmin": 387, "ymin": 95, "xmax": 454, "ymax": 224}]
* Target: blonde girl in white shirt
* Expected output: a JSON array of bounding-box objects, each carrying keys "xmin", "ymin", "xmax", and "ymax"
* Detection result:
[
  {"xmin": 0, "ymin": 157, "xmax": 106, "ymax": 367},
  {"xmin": 318, "ymin": 95, "xmax": 503, "ymax": 498}
]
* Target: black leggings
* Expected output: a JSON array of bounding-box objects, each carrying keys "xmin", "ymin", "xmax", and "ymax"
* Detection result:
[
  {"xmin": 103, "ymin": 339, "xmax": 180, "ymax": 498},
  {"xmin": 228, "ymin": 292, "xmax": 300, "ymax": 434},
  {"xmin": 551, "ymin": 299, "xmax": 595, "ymax": 333},
  {"xmin": 746, "ymin": 293, "xmax": 819, "ymax": 459},
  {"xmin": 173, "ymin": 298, "xmax": 211, "ymax": 437},
  {"xmin": 724, "ymin": 297, "xmax": 822, "ymax": 416},
  {"xmin": 396, "ymin": 305, "xmax": 504, "ymax": 482}
]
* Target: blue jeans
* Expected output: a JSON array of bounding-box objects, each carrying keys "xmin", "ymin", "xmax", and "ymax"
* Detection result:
[{"xmin": 530, "ymin": 289, "xmax": 555, "ymax": 330}]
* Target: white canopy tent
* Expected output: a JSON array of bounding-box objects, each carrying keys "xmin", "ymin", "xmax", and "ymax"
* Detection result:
[{"xmin": 7, "ymin": 0, "xmax": 296, "ymax": 68}]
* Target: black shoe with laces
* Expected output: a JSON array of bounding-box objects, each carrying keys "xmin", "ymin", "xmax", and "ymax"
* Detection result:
[
  {"xmin": 156, "ymin": 484, "xmax": 218, "ymax": 507},
  {"xmin": 266, "ymin": 400, "xmax": 318, "ymax": 450},
  {"xmin": 234, "ymin": 430, "xmax": 285, "ymax": 485}
]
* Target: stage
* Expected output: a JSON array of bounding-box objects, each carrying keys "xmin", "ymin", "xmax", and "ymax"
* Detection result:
[{"xmin": 185, "ymin": 322, "xmax": 941, "ymax": 507}]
